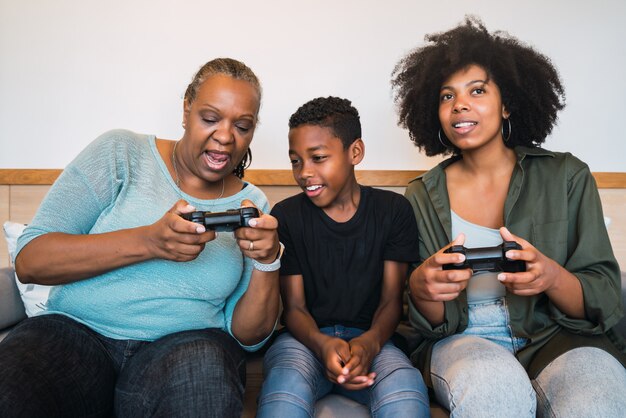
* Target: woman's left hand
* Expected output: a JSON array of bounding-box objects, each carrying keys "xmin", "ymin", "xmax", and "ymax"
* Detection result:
[
  {"xmin": 234, "ymin": 200, "xmax": 280, "ymax": 263},
  {"xmin": 496, "ymin": 227, "xmax": 563, "ymax": 296}
]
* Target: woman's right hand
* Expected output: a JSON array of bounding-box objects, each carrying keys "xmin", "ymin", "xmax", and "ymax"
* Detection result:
[
  {"xmin": 409, "ymin": 234, "xmax": 473, "ymax": 302},
  {"xmin": 144, "ymin": 200, "xmax": 216, "ymax": 261}
]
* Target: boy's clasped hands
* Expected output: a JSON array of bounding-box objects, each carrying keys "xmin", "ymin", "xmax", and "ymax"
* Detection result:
[{"xmin": 320, "ymin": 333, "xmax": 378, "ymax": 389}]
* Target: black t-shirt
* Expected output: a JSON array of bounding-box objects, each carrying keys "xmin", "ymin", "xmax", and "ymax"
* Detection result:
[{"xmin": 271, "ymin": 186, "xmax": 419, "ymax": 330}]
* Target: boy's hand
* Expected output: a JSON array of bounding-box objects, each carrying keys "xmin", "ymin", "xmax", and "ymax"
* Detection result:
[
  {"xmin": 320, "ymin": 337, "xmax": 351, "ymax": 384},
  {"xmin": 320, "ymin": 337, "xmax": 376, "ymax": 390},
  {"xmin": 337, "ymin": 336, "xmax": 378, "ymax": 389}
]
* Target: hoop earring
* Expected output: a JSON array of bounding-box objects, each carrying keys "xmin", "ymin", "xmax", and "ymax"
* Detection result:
[
  {"xmin": 182, "ymin": 122, "xmax": 186, "ymax": 129},
  {"xmin": 438, "ymin": 129, "xmax": 450, "ymax": 149},
  {"xmin": 502, "ymin": 118, "xmax": 512, "ymax": 142}
]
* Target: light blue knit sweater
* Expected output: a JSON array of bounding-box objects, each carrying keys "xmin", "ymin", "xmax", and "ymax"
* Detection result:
[{"xmin": 16, "ymin": 130, "xmax": 271, "ymax": 350}]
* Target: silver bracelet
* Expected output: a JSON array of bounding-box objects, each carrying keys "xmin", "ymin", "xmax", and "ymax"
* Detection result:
[{"xmin": 252, "ymin": 242, "xmax": 284, "ymax": 272}]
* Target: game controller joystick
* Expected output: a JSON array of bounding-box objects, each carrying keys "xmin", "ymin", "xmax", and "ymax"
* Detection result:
[
  {"xmin": 181, "ymin": 207, "xmax": 259, "ymax": 231},
  {"xmin": 443, "ymin": 241, "xmax": 526, "ymax": 273}
]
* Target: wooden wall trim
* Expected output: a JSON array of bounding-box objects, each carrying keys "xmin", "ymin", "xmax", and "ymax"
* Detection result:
[
  {"xmin": 0, "ymin": 169, "xmax": 62, "ymax": 185},
  {"xmin": 1, "ymin": 169, "xmax": 625, "ymax": 188},
  {"xmin": 241, "ymin": 170, "xmax": 429, "ymax": 186}
]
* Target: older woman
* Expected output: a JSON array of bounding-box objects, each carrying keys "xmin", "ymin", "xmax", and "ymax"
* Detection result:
[{"xmin": 0, "ymin": 58, "xmax": 281, "ymax": 417}]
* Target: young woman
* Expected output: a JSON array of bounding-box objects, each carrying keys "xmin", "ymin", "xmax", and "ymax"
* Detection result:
[
  {"xmin": 392, "ymin": 17, "xmax": 626, "ymax": 417},
  {"xmin": 0, "ymin": 58, "xmax": 282, "ymax": 417}
]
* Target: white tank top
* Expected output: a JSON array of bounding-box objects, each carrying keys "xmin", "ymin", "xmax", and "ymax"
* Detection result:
[{"xmin": 451, "ymin": 210, "xmax": 506, "ymax": 304}]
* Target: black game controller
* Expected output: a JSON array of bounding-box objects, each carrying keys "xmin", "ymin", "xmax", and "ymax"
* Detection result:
[
  {"xmin": 443, "ymin": 241, "xmax": 526, "ymax": 273},
  {"xmin": 181, "ymin": 207, "xmax": 259, "ymax": 231}
]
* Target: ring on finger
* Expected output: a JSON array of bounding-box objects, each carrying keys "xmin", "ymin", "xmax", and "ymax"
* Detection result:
[{"xmin": 248, "ymin": 240, "xmax": 254, "ymax": 251}]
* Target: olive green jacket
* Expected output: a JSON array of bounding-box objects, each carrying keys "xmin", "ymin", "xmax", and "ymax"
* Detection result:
[{"xmin": 404, "ymin": 146, "xmax": 624, "ymax": 382}]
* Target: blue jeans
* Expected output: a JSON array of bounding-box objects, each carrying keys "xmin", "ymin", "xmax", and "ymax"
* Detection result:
[
  {"xmin": 257, "ymin": 326, "xmax": 430, "ymax": 418},
  {"xmin": 431, "ymin": 298, "xmax": 626, "ymax": 418},
  {"xmin": 0, "ymin": 314, "xmax": 246, "ymax": 417}
]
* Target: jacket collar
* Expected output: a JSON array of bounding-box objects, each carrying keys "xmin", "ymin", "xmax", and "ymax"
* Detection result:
[
  {"xmin": 514, "ymin": 145, "xmax": 556, "ymax": 162},
  {"xmin": 413, "ymin": 145, "xmax": 556, "ymax": 184},
  {"xmin": 410, "ymin": 146, "xmax": 556, "ymax": 241}
]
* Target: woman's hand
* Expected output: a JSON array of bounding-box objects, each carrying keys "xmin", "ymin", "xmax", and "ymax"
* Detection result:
[
  {"xmin": 408, "ymin": 234, "xmax": 473, "ymax": 325},
  {"xmin": 144, "ymin": 200, "xmax": 216, "ymax": 261},
  {"xmin": 234, "ymin": 200, "xmax": 280, "ymax": 263},
  {"xmin": 409, "ymin": 234, "xmax": 473, "ymax": 302},
  {"xmin": 497, "ymin": 227, "xmax": 567, "ymax": 296},
  {"xmin": 497, "ymin": 227, "xmax": 585, "ymax": 318}
]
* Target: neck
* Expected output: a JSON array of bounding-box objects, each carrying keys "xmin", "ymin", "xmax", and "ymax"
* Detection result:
[
  {"xmin": 458, "ymin": 141, "xmax": 517, "ymax": 177},
  {"xmin": 323, "ymin": 177, "xmax": 361, "ymax": 222}
]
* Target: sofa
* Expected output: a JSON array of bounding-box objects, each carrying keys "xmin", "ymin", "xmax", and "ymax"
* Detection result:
[{"xmin": 1, "ymin": 266, "xmax": 625, "ymax": 417}]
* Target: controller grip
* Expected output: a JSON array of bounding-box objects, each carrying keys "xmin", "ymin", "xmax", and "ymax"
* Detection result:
[{"xmin": 181, "ymin": 211, "xmax": 204, "ymax": 223}]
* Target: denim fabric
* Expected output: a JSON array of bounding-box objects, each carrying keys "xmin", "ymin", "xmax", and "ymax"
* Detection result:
[
  {"xmin": 431, "ymin": 299, "xmax": 626, "ymax": 418},
  {"xmin": 0, "ymin": 314, "xmax": 246, "ymax": 418},
  {"xmin": 459, "ymin": 298, "xmax": 529, "ymax": 353},
  {"xmin": 430, "ymin": 300, "xmax": 536, "ymax": 417},
  {"xmin": 257, "ymin": 326, "xmax": 429, "ymax": 418},
  {"xmin": 533, "ymin": 347, "xmax": 626, "ymax": 417}
]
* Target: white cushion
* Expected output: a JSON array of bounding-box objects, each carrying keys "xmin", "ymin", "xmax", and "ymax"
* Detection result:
[
  {"xmin": 315, "ymin": 394, "xmax": 369, "ymax": 417},
  {"xmin": 2, "ymin": 221, "xmax": 53, "ymax": 317}
]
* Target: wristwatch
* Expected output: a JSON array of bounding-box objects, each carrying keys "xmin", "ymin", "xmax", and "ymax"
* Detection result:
[{"xmin": 252, "ymin": 242, "xmax": 285, "ymax": 272}]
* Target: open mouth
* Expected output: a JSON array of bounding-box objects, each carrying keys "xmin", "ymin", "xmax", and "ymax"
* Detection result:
[
  {"xmin": 203, "ymin": 151, "xmax": 230, "ymax": 171},
  {"xmin": 452, "ymin": 121, "xmax": 477, "ymax": 135},
  {"xmin": 453, "ymin": 121, "xmax": 477, "ymax": 128},
  {"xmin": 304, "ymin": 184, "xmax": 324, "ymax": 197}
]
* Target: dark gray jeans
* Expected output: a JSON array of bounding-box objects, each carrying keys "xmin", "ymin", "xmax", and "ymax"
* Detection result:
[{"xmin": 0, "ymin": 314, "xmax": 246, "ymax": 417}]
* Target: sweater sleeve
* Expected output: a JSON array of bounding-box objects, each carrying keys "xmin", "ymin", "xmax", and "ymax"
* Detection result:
[{"xmin": 16, "ymin": 131, "xmax": 124, "ymax": 255}]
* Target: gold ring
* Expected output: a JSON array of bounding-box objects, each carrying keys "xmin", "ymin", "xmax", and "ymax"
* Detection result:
[{"xmin": 248, "ymin": 240, "xmax": 254, "ymax": 251}]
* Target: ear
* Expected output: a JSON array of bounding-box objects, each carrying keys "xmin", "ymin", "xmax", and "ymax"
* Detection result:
[
  {"xmin": 502, "ymin": 105, "xmax": 510, "ymax": 119},
  {"xmin": 183, "ymin": 99, "xmax": 191, "ymax": 127},
  {"xmin": 348, "ymin": 138, "xmax": 365, "ymax": 166}
]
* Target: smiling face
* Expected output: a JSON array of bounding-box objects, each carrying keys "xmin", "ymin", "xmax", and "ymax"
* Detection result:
[
  {"xmin": 288, "ymin": 124, "xmax": 363, "ymax": 209},
  {"xmin": 181, "ymin": 74, "xmax": 260, "ymax": 183},
  {"xmin": 439, "ymin": 65, "xmax": 509, "ymax": 153}
]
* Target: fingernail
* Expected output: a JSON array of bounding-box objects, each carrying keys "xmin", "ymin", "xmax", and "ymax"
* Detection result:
[
  {"xmin": 196, "ymin": 225, "xmax": 206, "ymax": 233},
  {"xmin": 186, "ymin": 205, "xmax": 196, "ymax": 211},
  {"xmin": 248, "ymin": 219, "xmax": 257, "ymax": 227},
  {"xmin": 497, "ymin": 274, "xmax": 505, "ymax": 282},
  {"xmin": 337, "ymin": 376, "xmax": 345, "ymax": 383}
]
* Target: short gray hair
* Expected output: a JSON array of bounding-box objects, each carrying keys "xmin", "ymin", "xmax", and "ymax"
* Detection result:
[{"xmin": 184, "ymin": 58, "xmax": 262, "ymax": 104}]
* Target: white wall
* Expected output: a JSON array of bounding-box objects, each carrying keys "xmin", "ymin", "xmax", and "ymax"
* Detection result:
[{"xmin": 1, "ymin": 0, "xmax": 625, "ymax": 172}]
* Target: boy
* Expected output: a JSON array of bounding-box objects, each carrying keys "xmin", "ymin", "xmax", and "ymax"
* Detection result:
[{"xmin": 257, "ymin": 97, "xmax": 429, "ymax": 417}]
